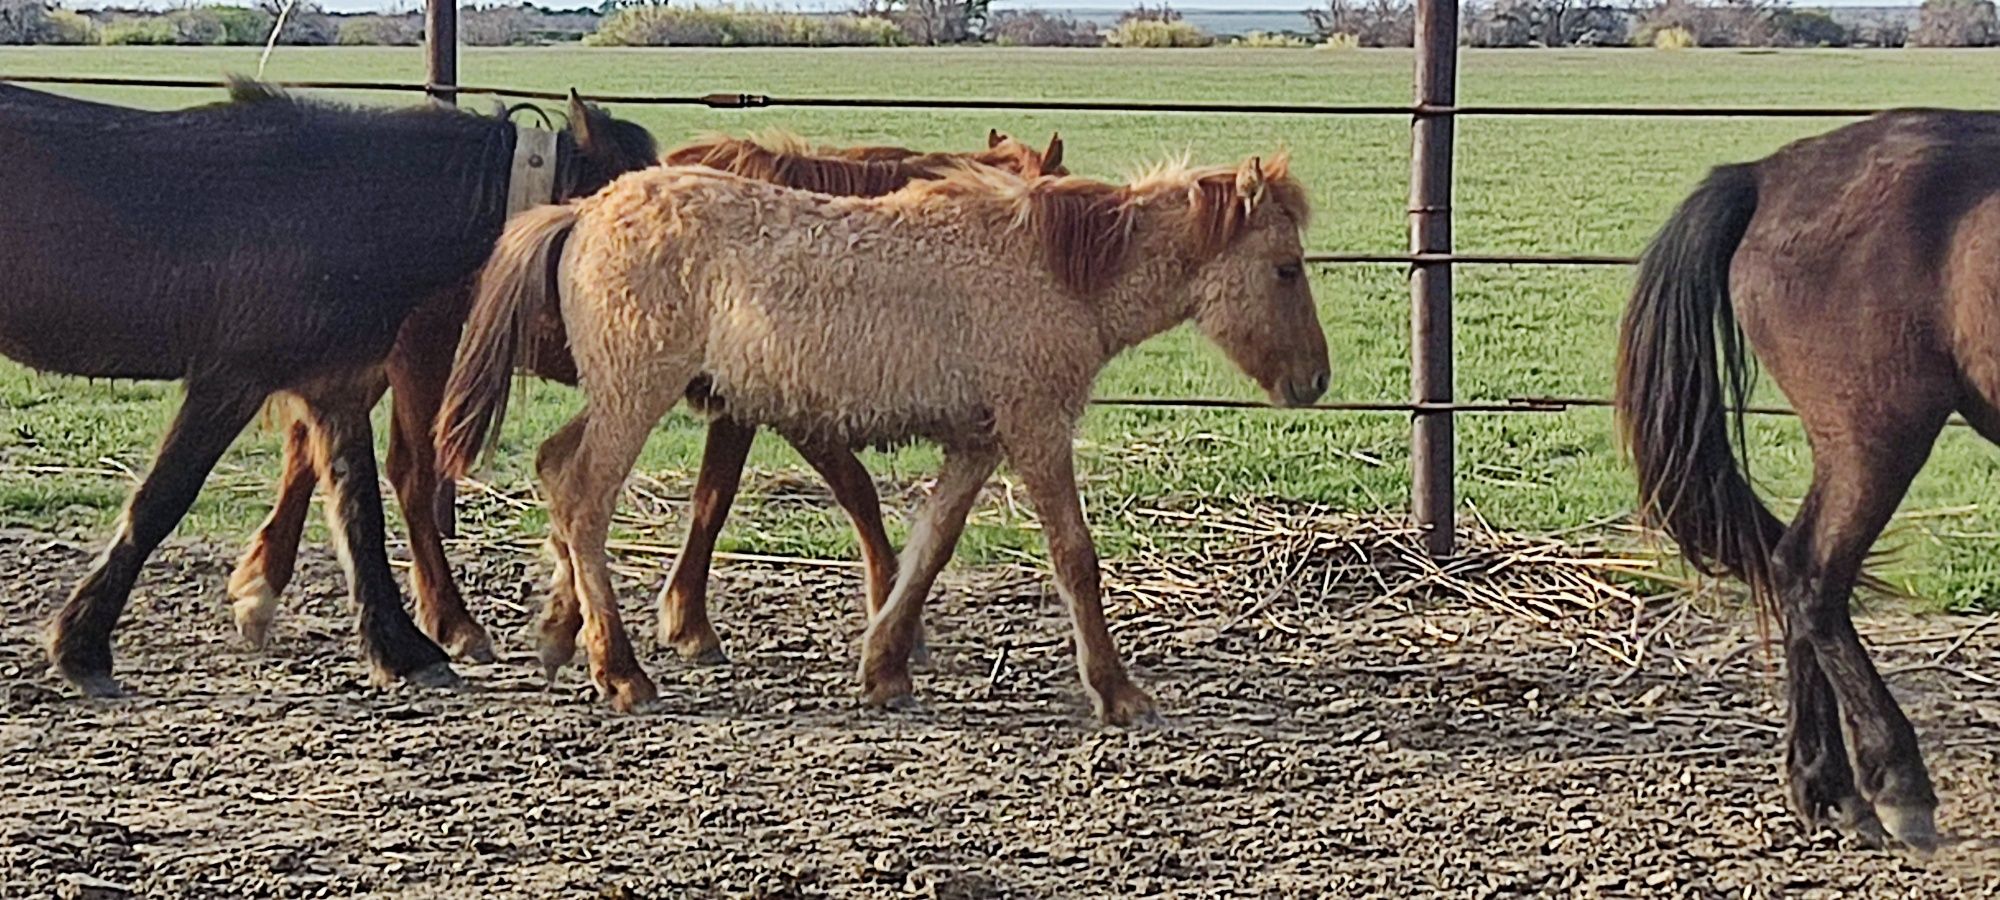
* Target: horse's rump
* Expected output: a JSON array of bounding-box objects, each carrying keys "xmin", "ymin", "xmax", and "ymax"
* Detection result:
[{"xmin": 0, "ymin": 87, "xmax": 515, "ymax": 380}]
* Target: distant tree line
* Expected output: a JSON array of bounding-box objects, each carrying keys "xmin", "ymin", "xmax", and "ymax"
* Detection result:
[
  {"xmin": 2, "ymin": 0, "xmax": 1995, "ymax": 49},
  {"xmin": 0, "ymin": 1, "xmax": 590, "ymax": 46}
]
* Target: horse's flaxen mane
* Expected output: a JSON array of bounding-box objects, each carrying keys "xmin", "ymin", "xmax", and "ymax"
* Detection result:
[
  {"xmin": 664, "ymin": 131, "xmax": 927, "ymax": 197},
  {"xmin": 901, "ymin": 155, "xmax": 1308, "ymax": 297},
  {"xmin": 1132, "ymin": 155, "xmax": 1310, "ymax": 257}
]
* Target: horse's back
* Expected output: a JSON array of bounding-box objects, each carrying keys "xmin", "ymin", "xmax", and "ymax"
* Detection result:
[
  {"xmin": 1729, "ymin": 110, "xmax": 2000, "ymax": 429},
  {"xmin": 569, "ymin": 166, "xmax": 1095, "ymax": 445},
  {"xmin": 0, "ymin": 89, "xmax": 510, "ymax": 381}
]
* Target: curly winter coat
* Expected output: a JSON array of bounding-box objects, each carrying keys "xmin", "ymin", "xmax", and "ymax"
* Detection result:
[{"xmin": 438, "ymin": 155, "xmax": 1328, "ymax": 721}]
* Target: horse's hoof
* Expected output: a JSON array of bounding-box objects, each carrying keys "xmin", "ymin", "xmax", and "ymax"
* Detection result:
[
  {"xmin": 602, "ymin": 675, "xmax": 659, "ymax": 714},
  {"xmin": 535, "ymin": 634, "xmax": 577, "ymax": 679},
  {"xmin": 663, "ymin": 624, "xmax": 728, "ymax": 666},
  {"xmin": 683, "ymin": 645, "xmax": 730, "ymax": 667},
  {"xmin": 59, "ymin": 669, "xmax": 124, "ymax": 699},
  {"xmin": 446, "ymin": 629, "xmax": 497, "ymax": 665},
  {"xmin": 1845, "ymin": 813, "xmax": 1889, "ymax": 850},
  {"xmin": 1096, "ymin": 686, "xmax": 1160, "ymax": 728},
  {"xmin": 403, "ymin": 661, "xmax": 462, "ymax": 690},
  {"xmin": 860, "ymin": 672, "xmax": 917, "ymax": 711},
  {"xmin": 230, "ymin": 578, "xmax": 279, "ymax": 649},
  {"xmin": 1877, "ymin": 803, "xmax": 1938, "ymax": 856},
  {"xmin": 1831, "ymin": 795, "xmax": 1887, "ymax": 850}
]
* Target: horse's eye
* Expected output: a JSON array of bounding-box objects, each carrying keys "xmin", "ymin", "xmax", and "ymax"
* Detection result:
[{"xmin": 1275, "ymin": 262, "xmax": 1304, "ymax": 282}]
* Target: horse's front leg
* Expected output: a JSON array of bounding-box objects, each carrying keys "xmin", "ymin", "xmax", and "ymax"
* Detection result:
[
  {"xmin": 655, "ymin": 416, "xmax": 755, "ymax": 665},
  {"xmin": 999, "ymin": 418, "xmax": 1156, "ymax": 727},
  {"xmin": 296, "ymin": 376, "xmax": 456, "ymax": 689},
  {"xmin": 50, "ymin": 377, "xmax": 269, "ymax": 696}
]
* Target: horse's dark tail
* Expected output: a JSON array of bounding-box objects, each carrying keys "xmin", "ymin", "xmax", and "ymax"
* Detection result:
[
  {"xmin": 436, "ymin": 203, "xmax": 576, "ymax": 480},
  {"xmin": 1614, "ymin": 163, "xmax": 1787, "ymax": 609}
]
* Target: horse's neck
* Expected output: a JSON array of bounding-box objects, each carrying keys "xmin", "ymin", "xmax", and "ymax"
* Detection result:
[{"xmin": 1088, "ymin": 200, "xmax": 1200, "ymax": 356}]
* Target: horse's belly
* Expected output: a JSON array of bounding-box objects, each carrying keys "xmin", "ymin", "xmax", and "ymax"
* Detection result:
[
  {"xmin": 700, "ymin": 349, "xmax": 981, "ymax": 448},
  {"xmin": 0, "ymin": 289, "xmax": 190, "ymax": 380}
]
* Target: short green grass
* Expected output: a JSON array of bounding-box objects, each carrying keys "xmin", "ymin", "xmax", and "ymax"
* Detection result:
[{"xmin": 5, "ymin": 47, "xmax": 2000, "ymax": 610}]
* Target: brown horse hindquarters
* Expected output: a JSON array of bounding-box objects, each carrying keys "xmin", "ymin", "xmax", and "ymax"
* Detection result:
[
  {"xmin": 1619, "ymin": 110, "xmax": 2000, "ymax": 852},
  {"xmin": 4, "ymin": 84, "xmax": 659, "ymax": 697}
]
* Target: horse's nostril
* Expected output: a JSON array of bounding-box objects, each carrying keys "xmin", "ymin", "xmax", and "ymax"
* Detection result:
[{"xmin": 1310, "ymin": 371, "xmax": 1330, "ymax": 394}]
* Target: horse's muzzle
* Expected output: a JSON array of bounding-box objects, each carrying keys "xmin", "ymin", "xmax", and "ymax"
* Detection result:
[{"xmin": 1276, "ymin": 370, "xmax": 1329, "ymax": 408}]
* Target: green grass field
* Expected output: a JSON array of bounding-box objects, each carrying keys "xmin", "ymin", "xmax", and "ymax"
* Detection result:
[{"xmin": 5, "ymin": 46, "xmax": 2000, "ymax": 610}]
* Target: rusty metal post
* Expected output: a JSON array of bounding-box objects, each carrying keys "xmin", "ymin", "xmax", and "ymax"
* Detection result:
[
  {"xmin": 426, "ymin": 0, "xmax": 459, "ymax": 535},
  {"xmin": 425, "ymin": 0, "xmax": 457, "ymax": 107},
  {"xmin": 1409, "ymin": 0, "xmax": 1458, "ymax": 557}
]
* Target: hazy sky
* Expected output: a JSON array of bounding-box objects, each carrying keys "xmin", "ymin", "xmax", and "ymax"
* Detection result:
[{"xmin": 78, "ymin": 0, "xmax": 1915, "ymax": 12}]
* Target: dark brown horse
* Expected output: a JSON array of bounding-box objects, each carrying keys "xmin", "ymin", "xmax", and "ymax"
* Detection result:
[
  {"xmin": 229, "ymin": 129, "xmax": 1065, "ymax": 675},
  {"xmin": 0, "ymin": 81, "xmax": 654, "ymax": 696},
  {"xmin": 1614, "ymin": 110, "xmax": 2000, "ymax": 852}
]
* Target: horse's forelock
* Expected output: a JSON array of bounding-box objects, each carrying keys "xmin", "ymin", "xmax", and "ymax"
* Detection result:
[
  {"xmin": 968, "ymin": 140, "xmax": 1060, "ymax": 178},
  {"xmin": 1181, "ymin": 161, "xmax": 1311, "ymax": 258}
]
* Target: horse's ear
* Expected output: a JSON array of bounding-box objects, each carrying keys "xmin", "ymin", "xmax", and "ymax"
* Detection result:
[
  {"xmin": 988, "ymin": 128, "xmax": 1004, "ymax": 148},
  {"xmin": 567, "ymin": 89, "xmax": 594, "ymax": 148},
  {"xmin": 1236, "ymin": 156, "xmax": 1268, "ymax": 212},
  {"xmin": 1042, "ymin": 132, "xmax": 1064, "ymax": 172}
]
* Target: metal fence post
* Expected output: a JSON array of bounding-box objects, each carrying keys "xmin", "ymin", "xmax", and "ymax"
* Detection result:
[
  {"xmin": 1410, "ymin": 0, "xmax": 1459, "ymax": 557},
  {"xmin": 426, "ymin": 0, "xmax": 457, "ymax": 107},
  {"xmin": 426, "ymin": 0, "xmax": 458, "ymax": 535}
]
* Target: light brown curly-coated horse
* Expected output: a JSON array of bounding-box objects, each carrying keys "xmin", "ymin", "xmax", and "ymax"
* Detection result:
[
  {"xmin": 227, "ymin": 124, "xmax": 1062, "ymax": 671},
  {"xmin": 436, "ymin": 156, "xmax": 1328, "ymax": 720}
]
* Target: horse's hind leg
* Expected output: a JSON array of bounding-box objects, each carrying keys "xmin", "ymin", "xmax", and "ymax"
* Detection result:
[
  {"xmin": 386, "ymin": 336, "xmax": 493, "ymax": 662},
  {"xmin": 226, "ymin": 416, "xmax": 317, "ymax": 648},
  {"xmin": 1776, "ymin": 407, "xmax": 1949, "ymax": 852},
  {"xmin": 655, "ymin": 416, "xmax": 754, "ymax": 665},
  {"xmin": 296, "ymin": 377, "xmax": 455, "ymax": 688},
  {"xmin": 793, "ymin": 439, "xmax": 919, "ymax": 662},
  {"xmin": 1786, "ymin": 620, "xmax": 1885, "ymax": 845},
  {"xmin": 228, "ymin": 374, "xmax": 389, "ymax": 648},
  {"xmin": 48, "ymin": 377, "xmax": 268, "ymax": 696},
  {"xmin": 858, "ymin": 444, "xmax": 998, "ymax": 710},
  {"xmin": 547, "ymin": 387, "xmax": 683, "ymax": 712},
  {"xmin": 530, "ymin": 414, "xmax": 587, "ymax": 679}
]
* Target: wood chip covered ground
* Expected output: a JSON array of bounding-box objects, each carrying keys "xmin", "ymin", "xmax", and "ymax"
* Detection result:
[{"xmin": 3, "ymin": 504, "xmax": 1997, "ymax": 897}]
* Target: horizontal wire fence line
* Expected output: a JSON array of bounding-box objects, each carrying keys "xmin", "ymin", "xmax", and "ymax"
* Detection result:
[
  {"xmin": 1092, "ymin": 398, "xmax": 1568, "ymax": 413},
  {"xmin": 1307, "ymin": 251, "xmax": 1638, "ymax": 266},
  {"xmin": 0, "ymin": 73, "xmax": 1958, "ymax": 120},
  {"xmin": 1091, "ymin": 396, "xmax": 1976, "ymax": 428}
]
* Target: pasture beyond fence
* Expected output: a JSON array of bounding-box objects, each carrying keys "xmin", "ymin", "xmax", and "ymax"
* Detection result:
[{"xmin": 3, "ymin": 0, "xmax": 1962, "ymax": 558}]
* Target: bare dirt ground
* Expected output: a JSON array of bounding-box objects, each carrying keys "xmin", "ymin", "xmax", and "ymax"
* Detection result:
[{"xmin": 3, "ymin": 514, "xmax": 1999, "ymax": 899}]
